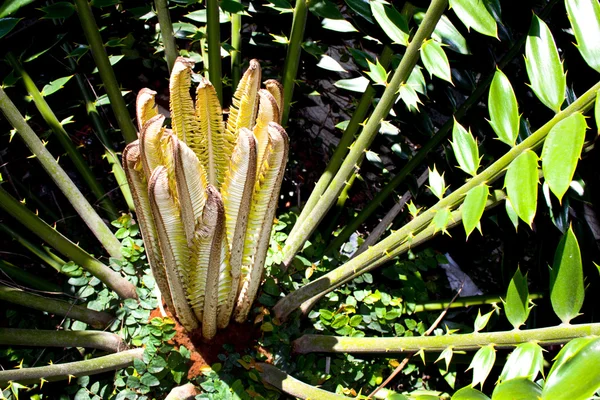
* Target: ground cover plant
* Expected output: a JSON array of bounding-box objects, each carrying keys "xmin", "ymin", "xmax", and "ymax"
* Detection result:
[{"xmin": 0, "ymin": 0, "xmax": 600, "ymax": 399}]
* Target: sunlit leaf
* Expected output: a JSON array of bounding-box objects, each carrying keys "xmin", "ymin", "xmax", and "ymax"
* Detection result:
[
  {"xmin": 468, "ymin": 345, "xmax": 496, "ymax": 388},
  {"xmin": 334, "ymin": 76, "xmax": 369, "ymax": 92},
  {"xmin": 541, "ymin": 113, "xmax": 586, "ymax": 202},
  {"xmin": 451, "ymin": 119, "xmax": 479, "ymax": 176},
  {"xmin": 321, "ymin": 18, "xmax": 358, "ymax": 32},
  {"xmin": 435, "ymin": 347, "xmax": 453, "ymax": 372},
  {"xmin": 398, "ymin": 84, "xmax": 421, "ymax": 111},
  {"xmin": 0, "ymin": 17, "xmax": 20, "ymax": 39},
  {"xmin": 474, "ymin": 309, "xmax": 493, "ymax": 332},
  {"xmin": 421, "ymin": 39, "xmax": 452, "ymax": 83},
  {"xmin": 432, "ymin": 207, "xmax": 452, "ymax": 234},
  {"xmin": 566, "ymin": 0, "xmax": 600, "ymax": 73},
  {"xmin": 525, "ymin": 15, "xmax": 566, "ymax": 112},
  {"xmin": 365, "ymin": 59, "xmax": 388, "ymax": 86},
  {"xmin": 41, "ymin": 75, "xmax": 74, "ymax": 97},
  {"xmin": 316, "ymin": 55, "xmax": 347, "ymax": 72},
  {"xmin": 543, "ymin": 337, "xmax": 600, "ymax": 400},
  {"xmin": 499, "ymin": 343, "xmax": 543, "ymax": 382},
  {"xmin": 370, "ymin": 0, "xmax": 409, "ymax": 46},
  {"xmin": 504, "ymin": 268, "xmax": 530, "ymax": 329},
  {"xmin": 488, "ymin": 69, "xmax": 519, "ymax": 147},
  {"xmin": 505, "ymin": 150, "xmax": 538, "ymax": 226},
  {"xmin": 414, "ymin": 12, "xmax": 470, "ymax": 54},
  {"xmin": 550, "ymin": 226, "xmax": 584, "ymax": 324},
  {"xmin": 452, "ymin": 387, "xmax": 490, "ymax": 400},
  {"xmin": 462, "ymin": 184, "xmax": 489, "ymax": 239},
  {"xmin": 492, "ymin": 378, "xmax": 542, "ymax": 400},
  {"xmin": 505, "ymin": 198, "xmax": 519, "ymax": 231},
  {"xmin": 428, "ymin": 166, "xmax": 446, "ymax": 199},
  {"xmin": 448, "ymin": 0, "xmax": 497, "ymax": 38}
]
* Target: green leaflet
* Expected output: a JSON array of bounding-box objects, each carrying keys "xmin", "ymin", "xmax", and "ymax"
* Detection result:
[
  {"xmin": 492, "ymin": 378, "xmax": 542, "ymax": 400},
  {"xmin": 451, "ymin": 387, "xmax": 490, "ymax": 400},
  {"xmin": 505, "ymin": 198, "xmax": 519, "ymax": 231},
  {"xmin": 432, "ymin": 207, "xmax": 452, "ymax": 235},
  {"xmin": 451, "ymin": 119, "xmax": 479, "ymax": 176},
  {"xmin": 505, "ymin": 150, "xmax": 538, "ymax": 227},
  {"xmin": 525, "ymin": 15, "xmax": 566, "ymax": 113},
  {"xmin": 414, "ymin": 12, "xmax": 470, "ymax": 55},
  {"xmin": 499, "ymin": 343, "xmax": 543, "ymax": 382},
  {"xmin": 448, "ymin": 0, "xmax": 497, "ymax": 38},
  {"xmin": 596, "ymin": 91, "xmax": 600, "ymax": 135},
  {"xmin": 469, "ymin": 344, "xmax": 496, "ymax": 388},
  {"xmin": 334, "ymin": 76, "xmax": 369, "ymax": 92},
  {"xmin": 462, "ymin": 184, "xmax": 488, "ymax": 239},
  {"xmin": 542, "ymin": 338, "xmax": 600, "ymax": 400},
  {"xmin": 421, "ymin": 39, "xmax": 452, "ymax": 83},
  {"xmin": 41, "ymin": 75, "xmax": 73, "ymax": 97},
  {"xmin": 488, "ymin": 69, "xmax": 519, "ymax": 147},
  {"xmin": 550, "ymin": 226, "xmax": 584, "ymax": 324},
  {"xmin": 541, "ymin": 113, "xmax": 586, "ymax": 202},
  {"xmin": 0, "ymin": 18, "xmax": 21, "ymax": 39},
  {"xmin": 428, "ymin": 166, "xmax": 446, "ymax": 199},
  {"xmin": 504, "ymin": 268, "xmax": 530, "ymax": 329},
  {"xmin": 370, "ymin": 0, "xmax": 408, "ymax": 46},
  {"xmin": 566, "ymin": 0, "xmax": 600, "ymax": 73}
]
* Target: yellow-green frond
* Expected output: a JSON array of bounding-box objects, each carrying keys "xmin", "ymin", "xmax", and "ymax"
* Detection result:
[
  {"xmin": 136, "ymin": 88, "xmax": 159, "ymax": 133},
  {"xmin": 234, "ymin": 123, "xmax": 289, "ymax": 323},
  {"xmin": 123, "ymin": 142, "xmax": 174, "ymax": 311},
  {"xmin": 170, "ymin": 57, "xmax": 199, "ymax": 144},
  {"xmin": 264, "ymin": 79, "xmax": 283, "ymax": 123},
  {"xmin": 194, "ymin": 77, "xmax": 225, "ymax": 187},
  {"xmin": 149, "ymin": 166, "xmax": 199, "ymax": 331},
  {"xmin": 173, "ymin": 138, "xmax": 208, "ymax": 244},
  {"xmin": 140, "ymin": 114, "xmax": 166, "ymax": 177},
  {"xmin": 253, "ymin": 90, "xmax": 279, "ymax": 171},
  {"xmin": 215, "ymin": 233, "xmax": 232, "ymax": 330},
  {"xmin": 219, "ymin": 128, "xmax": 257, "ymax": 325}
]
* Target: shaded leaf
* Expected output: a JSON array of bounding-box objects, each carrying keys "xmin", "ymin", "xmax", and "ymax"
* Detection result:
[
  {"xmin": 504, "ymin": 268, "xmax": 530, "ymax": 329},
  {"xmin": 505, "ymin": 150, "xmax": 538, "ymax": 226},
  {"xmin": 462, "ymin": 184, "xmax": 489, "ymax": 239},
  {"xmin": 596, "ymin": 91, "xmax": 600, "ymax": 135},
  {"xmin": 492, "ymin": 378, "xmax": 542, "ymax": 400},
  {"xmin": 488, "ymin": 69, "xmax": 519, "ymax": 147},
  {"xmin": 421, "ymin": 39, "xmax": 452, "ymax": 83},
  {"xmin": 345, "ymin": 0, "xmax": 372, "ymax": 23},
  {"xmin": 41, "ymin": 75, "xmax": 74, "ymax": 96},
  {"xmin": 505, "ymin": 198, "xmax": 519, "ymax": 231},
  {"xmin": 566, "ymin": 0, "xmax": 600, "ymax": 73},
  {"xmin": 525, "ymin": 15, "xmax": 566, "ymax": 112},
  {"xmin": 499, "ymin": 343, "xmax": 543, "ymax": 382},
  {"xmin": 0, "ymin": 0, "xmax": 35, "ymax": 18},
  {"xmin": 451, "ymin": 119, "xmax": 479, "ymax": 175},
  {"xmin": 415, "ymin": 12, "xmax": 469, "ymax": 54},
  {"xmin": 0, "ymin": 17, "xmax": 20, "ymax": 39},
  {"xmin": 308, "ymin": 0, "xmax": 343, "ymax": 19},
  {"xmin": 541, "ymin": 113, "xmax": 586, "ymax": 202},
  {"xmin": 449, "ymin": 0, "xmax": 497, "ymax": 37},
  {"xmin": 40, "ymin": 2, "xmax": 74, "ymax": 19},
  {"xmin": 550, "ymin": 226, "xmax": 584, "ymax": 324},
  {"xmin": 371, "ymin": 1, "xmax": 409, "ymax": 46}
]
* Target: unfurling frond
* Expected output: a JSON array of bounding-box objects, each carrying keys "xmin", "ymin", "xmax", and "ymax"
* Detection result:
[
  {"xmin": 264, "ymin": 79, "xmax": 283, "ymax": 123},
  {"xmin": 220, "ymin": 128, "xmax": 257, "ymax": 326},
  {"xmin": 149, "ymin": 166, "xmax": 198, "ymax": 331},
  {"xmin": 139, "ymin": 114, "xmax": 166, "ymax": 178},
  {"xmin": 123, "ymin": 141, "xmax": 173, "ymax": 311},
  {"xmin": 234, "ymin": 123, "xmax": 289, "ymax": 323},
  {"xmin": 136, "ymin": 88, "xmax": 159, "ymax": 132},
  {"xmin": 254, "ymin": 90, "xmax": 280, "ymax": 171},
  {"xmin": 170, "ymin": 57, "xmax": 199, "ymax": 144},
  {"xmin": 194, "ymin": 77, "xmax": 226, "ymax": 187}
]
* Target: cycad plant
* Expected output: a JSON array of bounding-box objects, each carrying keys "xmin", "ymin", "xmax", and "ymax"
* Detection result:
[{"xmin": 123, "ymin": 57, "xmax": 288, "ymax": 339}]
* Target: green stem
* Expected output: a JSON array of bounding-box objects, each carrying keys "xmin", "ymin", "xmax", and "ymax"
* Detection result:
[
  {"xmin": 155, "ymin": 0, "xmax": 178, "ymax": 73},
  {"xmin": 0, "ymin": 348, "xmax": 143, "ymax": 385},
  {"xmin": 287, "ymin": 46, "xmax": 393, "ymax": 241},
  {"xmin": 281, "ymin": 0, "xmax": 448, "ymax": 266},
  {"xmin": 413, "ymin": 293, "xmax": 543, "ymax": 313},
  {"xmin": 294, "ymin": 191, "xmax": 506, "ymax": 318},
  {"xmin": 0, "ymin": 224, "xmax": 65, "ymax": 273},
  {"xmin": 0, "ymin": 260, "xmax": 62, "ymax": 293},
  {"xmin": 5, "ymin": 53, "xmax": 119, "ymax": 222},
  {"xmin": 259, "ymin": 363, "xmax": 349, "ymax": 399},
  {"xmin": 231, "ymin": 9, "xmax": 242, "ymax": 90},
  {"xmin": 0, "ymin": 285, "xmax": 113, "ymax": 328},
  {"xmin": 0, "ymin": 186, "xmax": 137, "ymax": 299},
  {"xmin": 325, "ymin": 0, "xmax": 559, "ymax": 254},
  {"xmin": 0, "ymin": 329, "xmax": 127, "ymax": 353},
  {"xmin": 63, "ymin": 45, "xmax": 135, "ymax": 211},
  {"xmin": 322, "ymin": 170, "xmax": 357, "ymax": 241},
  {"xmin": 275, "ymin": 79, "xmax": 600, "ymax": 321},
  {"xmin": 0, "ymin": 87, "xmax": 123, "ymax": 258},
  {"xmin": 293, "ymin": 323, "xmax": 600, "ymax": 354},
  {"xmin": 73, "ymin": 0, "xmax": 137, "ymax": 143},
  {"xmin": 207, "ymin": 0, "xmax": 222, "ymax": 103},
  {"xmin": 281, "ymin": 0, "xmax": 307, "ymax": 125}
]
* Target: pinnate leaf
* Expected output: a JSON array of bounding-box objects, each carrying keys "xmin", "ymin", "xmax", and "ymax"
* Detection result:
[
  {"xmin": 525, "ymin": 15, "xmax": 566, "ymax": 112},
  {"xmin": 550, "ymin": 226, "xmax": 584, "ymax": 324},
  {"xmin": 469, "ymin": 344, "xmax": 496, "ymax": 388},
  {"xmin": 448, "ymin": 0, "xmax": 497, "ymax": 38},
  {"xmin": 451, "ymin": 119, "xmax": 479, "ymax": 175},
  {"xmin": 504, "ymin": 268, "xmax": 530, "ymax": 329},
  {"xmin": 541, "ymin": 113, "xmax": 586, "ymax": 202},
  {"xmin": 505, "ymin": 150, "xmax": 538, "ymax": 227},
  {"xmin": 565, "ymin": 0, "xmax": 600, "ymax": 73},
  {"xmin": 488, "ymin": 69, "xmax": 519, "ymax": 146},
  {"xmin": 462, "ymin": 184, "xmax": 489, "ymax": 239}
]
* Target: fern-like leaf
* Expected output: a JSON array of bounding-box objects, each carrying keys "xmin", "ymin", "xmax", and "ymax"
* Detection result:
[
  {"xmin": 264, "ymin": 79, "xmax": 283, "ymax": 123},
  {"xmin": 194, "ymin": 77, "xmax": 226, "ymax": 187},
  {"xmin": 149, "ymin": 166, "xmax": 199, "ymax": 331},
  {"xmin": 219, "ymin": 128, "xmax": 257, "ymax": 326},
  {"xmin": 139, "ymin": 114, "xmax": 166, "ymax": 177},
  {"xmin": 136, "ymin": 88, "xmax": 159, "ymax": 132},
  {"xmin": 253, "ymin": 90, "xmax": 280, "ymax": 172},
  {"xmin": 234, "ymin": 123, "xmax": 289, "ymax": 322},
  {"xmin": 170, "ymin": 57, "xmax": 199, "ymax": 145}
]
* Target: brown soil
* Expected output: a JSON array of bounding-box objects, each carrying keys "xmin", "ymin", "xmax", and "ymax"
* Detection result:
[{"xmin": 149, "ymin": 307, "xmax": 262, "ymax": 379}]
